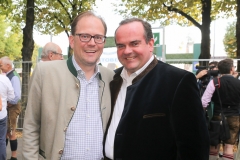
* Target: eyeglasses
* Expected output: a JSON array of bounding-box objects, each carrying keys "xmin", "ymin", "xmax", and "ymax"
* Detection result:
[
  {"xmin": 52, "ymin": 51, "xmax": 63, "ymax": 57},
  {"xmin": 75, "ymin": 34, "xmax": 106, "ymax": 44}
]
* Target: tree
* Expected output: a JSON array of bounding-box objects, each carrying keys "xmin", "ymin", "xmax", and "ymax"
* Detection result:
[
  {"xmin": 0, "ymin": 15, "xmax": 23, "ymax": 60},
  {"xmin": 236, "ymin": 0, "xmax": 240, "ymax": 72},
  {"xmin": 223, "ymin": 21, "xmax": 236, "ymax": 58},
  {"xmin": 1, "ymin": 0, "xmax": 97, "ymax": 57},
  {"xmin": 0, "ymin": 0, "xmax": 98, "ymax": 116},
  {"xmin": 21, "ymin": 0, "xmax": 34, "ymax": 113},
  {"xmin": 114, "ymin": 0, "xmax": 236, "ymax": 66},
  {"xmin": 34, "ymin": 0, "xmax": 96, "ymax": 56},
  {"xmin": 34, "ymin": 0, "xmax": 95, "ymax": 35}
]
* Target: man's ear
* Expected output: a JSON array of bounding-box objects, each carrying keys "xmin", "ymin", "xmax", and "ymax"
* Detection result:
[
  {"xmin": 69, "ymin": 35, "xmax": 74, "ymax": 49},
  {"xmin": 148, "ymin": 38, "xmax": 154, "ymax": 52},
  {"xmin": 48, "ymin": 52, "xmax": 53, "ymax": 60}
]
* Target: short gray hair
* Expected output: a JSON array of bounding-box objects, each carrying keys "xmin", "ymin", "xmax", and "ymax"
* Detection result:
[
  {"xmin": 0, "ymin": 56, "xmax": 12, "ymax": 65},
  {"xmin": 41, "ymin": 42, "xmax": 60, "ymax": 58}
]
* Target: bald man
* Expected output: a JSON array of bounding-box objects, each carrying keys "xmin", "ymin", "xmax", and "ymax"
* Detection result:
[{"xmin": 41, "ymin": 42, "xmax": 63, "ymax": 61}]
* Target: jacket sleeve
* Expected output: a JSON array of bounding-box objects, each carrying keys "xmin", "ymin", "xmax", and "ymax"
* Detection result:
[
  {"xmin": 170, "ymin": 72, "xmax": 210, "ymax": 160},
  {"xmin": 22, "ymin": 64, "xmax": 42, "ymax": 159}
]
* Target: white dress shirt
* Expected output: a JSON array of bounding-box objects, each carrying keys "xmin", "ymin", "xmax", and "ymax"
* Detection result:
[
  {"xmin": 0, "ymin": 74, "xmax": 15, "ymax": 119},
  {"xmin": 105, "ymin": 55, "xmax": 154, "ymax": 159}
]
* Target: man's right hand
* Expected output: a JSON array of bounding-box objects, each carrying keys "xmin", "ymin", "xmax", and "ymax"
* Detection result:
[{"xmin": 196, "ymin": 70, "xmax": 208, "ymax": 79}]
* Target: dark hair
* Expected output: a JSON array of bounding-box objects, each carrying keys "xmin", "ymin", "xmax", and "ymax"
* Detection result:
[
  {"xmin": 209, "ymin": 61, "xmax": 218, "ymax": 70},
  {"xmin": 71, "ymin": 11, "xmax": 107, "ymax": 35},
  {"xmin": 218, "ymin": 59, "xmax": 233, "ymax": 74},
  {"xmin": 209, "ymin": 61, "xmax": 218, "ymax": 66},
  {"xmin": 115, "ymin": 18, "xmax": 153, "ymax": 43}
]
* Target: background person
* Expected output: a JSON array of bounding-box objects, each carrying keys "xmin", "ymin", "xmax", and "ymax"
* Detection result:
[
  {"xmin": 0, "ymin": 56, "xmax": 21, "ymax": 160},
  {"xmin": 40, "ymin": 42, "xmax": 63, "ymax": 61},
  {"xmin": 22, "ymin": 11, "xmax": 114, "ymax": 159},
  {"xmin": 202, "ymin": 59, "xmax": 240, "ymax": 160},
  {"xmin": 0, "ymin": 74, "xmax": 15, "ymax": 160},
  {"xmin": 196, "ymin": 61, "xmax": 219, "ymax": 97},
  {"xmin": 104, "ymin": 18, "xmax": 209, "ymax": 160},
  {"xmin": 0, "ymin": 95, "xmax": 2, "ymax": 111}
]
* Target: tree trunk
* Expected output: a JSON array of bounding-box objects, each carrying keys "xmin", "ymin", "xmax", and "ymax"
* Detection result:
[
  {"xmin": 20, "ymin": 0, "xmax": 34, "ymax": 124},
  {"xmin": 199, "ymin": 0, "xmax": 211, "ymax": 66},
  {"xmin": 236, "ymin": 0, "xmax": 240, "ymax": 72}
]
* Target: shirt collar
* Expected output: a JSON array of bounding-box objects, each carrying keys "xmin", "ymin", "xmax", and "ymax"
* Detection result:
[
  {"xmin": 121, "ymin": 55, "xmax": 154, "ymax": 79},
  {"xmin": 6, "ymin": 69, "xmax": 14, "ymax": 75},
  {"xmin": 72, "ymin": 55, "xmax": 100, "ymax": 78}
]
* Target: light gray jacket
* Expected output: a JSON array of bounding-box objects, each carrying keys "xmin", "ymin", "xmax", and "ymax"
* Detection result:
[{"xmin": 22, "ymin": 57, "xmax": 114, "ymax": 160}]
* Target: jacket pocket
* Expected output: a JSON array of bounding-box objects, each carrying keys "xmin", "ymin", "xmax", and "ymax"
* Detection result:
[{"xmin": 143, "ymin": 113, "xmax": 166, "ymax": 119}]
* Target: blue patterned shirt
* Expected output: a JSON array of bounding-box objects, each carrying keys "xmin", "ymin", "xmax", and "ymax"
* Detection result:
[{"xmin": 61, "ymin": 56, "xmax": 103, "ymax": 160}]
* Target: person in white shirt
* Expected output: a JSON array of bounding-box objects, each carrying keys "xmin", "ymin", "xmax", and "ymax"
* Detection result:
[
  {"xmin": 0, "ymin": 95, "xmax": 2, "ymax": 111},
  {"xmin": 0, "ymin": 74, "xmax": 15, "ymax": 160}
]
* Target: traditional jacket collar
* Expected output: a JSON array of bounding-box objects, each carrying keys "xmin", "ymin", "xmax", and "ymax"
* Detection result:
[
  {"xmin": 113, "ymin": 57, "xmax": 158, "ymax": 84},
  {"xmin": 66, "ymin": 55, "xmax": 103, "ymax": 80}
]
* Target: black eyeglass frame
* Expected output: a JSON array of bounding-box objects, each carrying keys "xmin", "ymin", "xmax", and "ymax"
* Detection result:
[
  {"xmin": 75, "ymin": 33, "xmax": 106, "ymax": 44},
  {"xmin": 51, "ymin": 51, "xmax": 63, "ymax": 57}
]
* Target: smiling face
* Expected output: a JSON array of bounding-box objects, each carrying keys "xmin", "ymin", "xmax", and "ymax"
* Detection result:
[
  {"xmin": 69, "ymin": 16, "xmax": 105, "ymax": 68},
  {"xmin": 115, "ymin": 21, "xmax": 154, "ymax": 75}
]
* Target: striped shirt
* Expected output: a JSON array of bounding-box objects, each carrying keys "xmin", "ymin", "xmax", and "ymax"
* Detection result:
[{"xmin": 61, "ymin": 56, "xmax": 103, "ymax": 160}]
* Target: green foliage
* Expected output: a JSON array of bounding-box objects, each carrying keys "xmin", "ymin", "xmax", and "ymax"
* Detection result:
[
  {"xmin": 105, "ymin": 37, "xmax": 116, "ymax": 48},
  {"xmin": 223, "ymin": 21, "xmax": 237, "ymax": 58},
  {"xmin": 0, "ymin": 0, "xmax": 97, "ymax": 36},
  {"xmin": 113, "ymin": 0, "xmax": 236, "ymax": 26},
  {"xmin": 113, "ymin": 0, "xmax": 237, "ymax": 62},
  {"xmin": 0, "ymin": 16, "xmax": 7, "ymax": 53},
  {"xmin": 31, "ymin": 44, "xmax": 40, "ymax": 69},
  {"xmin": 166, "ymin": 53, "xmax": 193, "ymax": 59},
  {"xmin": 34, "ymin": 0, "xmax": 96, "ymax": 36},
  {"xmin": 0, "ymin": 15, "xmax": 22, "ymax": 60},
  {"xmin": 4, "ymin": 33, "xmax": 23, "ymax": 61}
]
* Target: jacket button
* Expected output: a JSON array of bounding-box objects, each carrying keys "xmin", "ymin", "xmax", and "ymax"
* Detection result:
[
  {"xmin": 63, "ymin": 127, "xmax": 67, "ymax": 132},
  {"xmin": 58, "ymin": 149, "xmax": 63, "ymax": 154},
  {"xmin": 71, "ymin": 107, "xmax": 76, "ymax": 111},
  {"xmin": 76, "ymin": 83, "xmax": 79, "ymax": 88}
]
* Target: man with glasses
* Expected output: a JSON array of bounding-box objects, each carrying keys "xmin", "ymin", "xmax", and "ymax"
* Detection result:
[
  {"xmin": 40, "ymin": 42, "xmax": 63, "ymax": 61},
  {"xmin": 22, "ymin": 11, "xmax": 114, "ymax": 159}
]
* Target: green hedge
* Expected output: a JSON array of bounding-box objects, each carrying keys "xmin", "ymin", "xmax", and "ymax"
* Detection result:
[
  {"xmin": 104, "ymin": 37, "xmax": 115, "ymax": 48},
  {"xmin": 166, "ymin": 53, "xmax": 193, "ymax": 59}
]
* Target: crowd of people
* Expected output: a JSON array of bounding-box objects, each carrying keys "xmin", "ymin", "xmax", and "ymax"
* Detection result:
[
  {"xmin": 196, "ymin": 59, "xmax": 240, "ymax": 160},
  {"xmin": 0, "ymin": 10, "xmax": 240, "ymax": 160}
]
